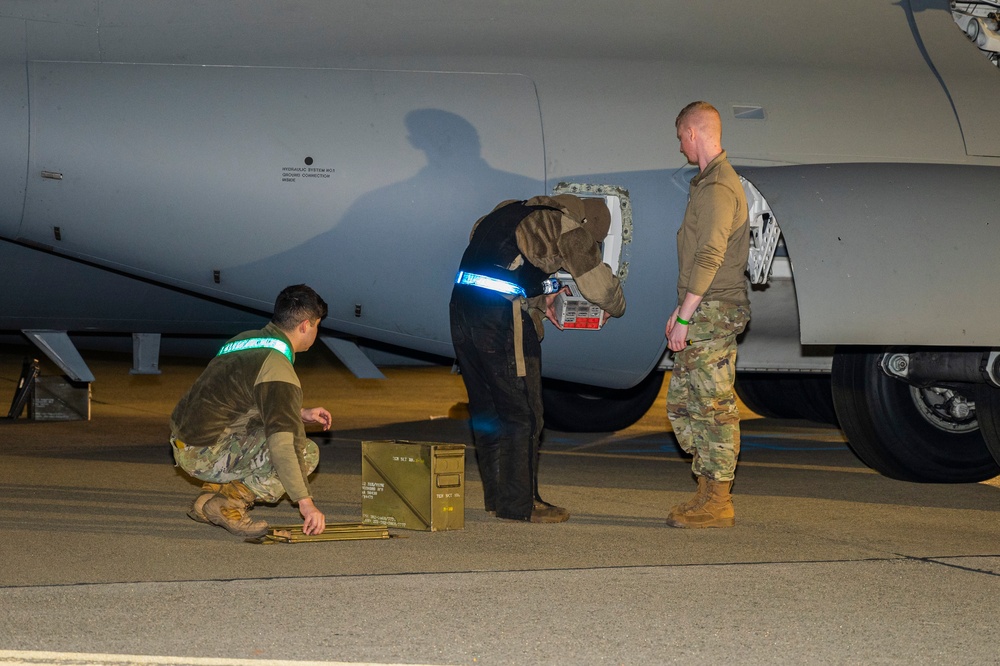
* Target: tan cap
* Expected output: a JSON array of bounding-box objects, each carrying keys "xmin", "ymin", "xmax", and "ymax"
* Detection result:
[
  {"xmin": 581, "ymin": 197, "xmax": 611, "ymax": 242},
  {"xmin": 549, "ymin": 193, "xmax": 586, "ymax": 220}
]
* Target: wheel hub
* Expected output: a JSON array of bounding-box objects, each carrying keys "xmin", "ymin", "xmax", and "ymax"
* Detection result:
[{"xmin": 909, "ymin": 385, "xmax": 979, "ymax": 434}]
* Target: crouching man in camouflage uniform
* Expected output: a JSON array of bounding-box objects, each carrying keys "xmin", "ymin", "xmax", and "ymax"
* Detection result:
[
  {"xmin": 665, "ymin": 102, "xmax": 750, "ymax": 528},
  {"xmin": 170, "ymin": 284, "xmax": 332, "ymax": 538}
]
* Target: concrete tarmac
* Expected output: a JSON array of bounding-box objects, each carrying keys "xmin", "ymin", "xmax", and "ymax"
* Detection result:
[{"xmin": 1, "ymin": 347, "xmax": 999, "ymax": 665}]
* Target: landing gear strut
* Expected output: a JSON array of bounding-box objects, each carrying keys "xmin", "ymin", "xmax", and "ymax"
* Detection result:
[{"xmin": 831, "ymin": 348, "xmax": 999, "ymax": 483}]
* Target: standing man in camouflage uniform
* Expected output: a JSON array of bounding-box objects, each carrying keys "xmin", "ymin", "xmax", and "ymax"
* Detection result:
[
  {"xmin": 170, "ymin": 284, "xmax": 332, "ymax": 538},
  {"xmin": 665, "ymin": 101, "xmax": 751, "ymax": 528}
]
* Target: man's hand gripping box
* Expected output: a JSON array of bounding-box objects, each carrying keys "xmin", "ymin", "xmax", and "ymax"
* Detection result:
[{"xmin": 553, "ymin": 278, "xmax": 605, "ymax": 330}]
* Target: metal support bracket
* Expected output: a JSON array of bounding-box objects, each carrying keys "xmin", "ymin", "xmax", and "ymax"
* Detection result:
[
  {"xmin": 742, "ymin": 177, "xmax": 782, "ymax": 285},
  {"xmin": 130, "ymin": 333, "xmax": 162, "ymax": 375},
  {"xmin": 21, "ymin": 330, "xmax": 95, "ymax": 383},
  {"xmin": 320, "ymin": 335, "xmax": 386, "ymax": 379}
]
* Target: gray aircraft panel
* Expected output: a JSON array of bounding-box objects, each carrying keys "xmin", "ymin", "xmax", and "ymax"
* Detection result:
[
  {"xmin": 742, "ymin": 162, "xmax": 1000, "ymax": 347},
  {"xmin": 0, "ymin": 64, "xmax": 26, "ymax": 238},
  {"xmin": 1, "ymin": 1, "xmax": 941, "ymax": 70},
  {"xmin": 1, "ymin": 0, "xmax": 98, "ymax": 25},
  {"xmin": 0, "ymin": 10, "xmax": 27, "ymax": 238},
  {"xmin": 1, "ymin": 0, "xmax": 999, "ymax": 393},
  {"xmin": 0, "ymin": 238, "xmax": 267, "ymax": 335},
  {"xmin": 22, "ymin": 63, "xmax": 544, "ymax": 300},
  {"xmin": 912, "ymin": 0, "xmax": 1000, "ymax": 157},
  {"xmin": 0, "ymin": 8, "xmax": 24, "ymax": 62}
]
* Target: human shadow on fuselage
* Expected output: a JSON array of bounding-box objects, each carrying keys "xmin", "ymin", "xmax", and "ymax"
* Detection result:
[{"xmin": 226, "ymin": 109, "xmax": 541, "ymax": 342}]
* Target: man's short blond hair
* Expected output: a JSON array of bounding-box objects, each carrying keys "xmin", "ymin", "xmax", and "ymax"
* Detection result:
[{"xmin": 675, "ymin": 101, "xmax": 720, "ymax": 130}]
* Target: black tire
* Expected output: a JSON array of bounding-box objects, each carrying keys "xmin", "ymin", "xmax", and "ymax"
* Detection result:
[
  {"xmin": 831, "ymin": 348, "xmax": 999, "ymax": 483},
  {"xmin": 796, "ymin": 374, "xmax": 839, "ymax": 425},
  {"xmin": 973, "ymin": 384, "xmax": 1000, "ymax": 465},
  {"xmin": 735, "ymin": 372, "xmax": 839, "ymax": 425},
  {"xmin": 734, "ymin": 373, "xmax": 798, "ymax": 419},
  {"xmin": 542, "ymin": 371, "xmax": 665, "ymax": 433}
]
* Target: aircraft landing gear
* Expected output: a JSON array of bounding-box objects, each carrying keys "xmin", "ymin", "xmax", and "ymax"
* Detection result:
[
  {"xmin": 830, "ymin": 348, "xmax": 1000, "ymax": 483},
  {"xmin": 973, "ymin": 384, "xmax": 1000, "ymax": 466}
]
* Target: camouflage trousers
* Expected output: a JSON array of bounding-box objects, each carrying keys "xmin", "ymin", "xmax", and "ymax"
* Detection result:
[
  {"xmin": 171, "ymin": 425, "xmax": 319, "ymax": 503},
  {"xmin": 667, "ymin": 300, "xmax": 750, "ymax": 482}
]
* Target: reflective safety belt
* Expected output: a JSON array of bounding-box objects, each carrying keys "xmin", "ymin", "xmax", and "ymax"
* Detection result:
[
  {"xmin": 216, "ymin": 337, "xmax": 293, "ymax": 364},
  {"xmin": 455, "ymin": 270, "xmax": 527, "ymax": 298},
  {"xmin": 455, "ymin": 270, "xmax": 528, "ymax": 377}
]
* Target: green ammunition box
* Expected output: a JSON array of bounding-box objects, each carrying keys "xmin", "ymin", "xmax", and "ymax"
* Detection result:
[
  {"xmin": 361, "ymin": 440, "xmax": 465, "ymax": 531},
  {"xmin": 29, "ymin": 376, "xmax": 91, "ymax": 421}
]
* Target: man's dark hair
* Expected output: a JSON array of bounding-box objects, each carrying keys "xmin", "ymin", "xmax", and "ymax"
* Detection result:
[{"xmin": 271, "ymin": 284, "xmax": 328, "ymax": 329}]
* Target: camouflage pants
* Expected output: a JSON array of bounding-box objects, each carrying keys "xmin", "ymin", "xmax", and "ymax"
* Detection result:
[
  {"xmin": 171, "ymin": 423, "xmax": 319, "ymax": 503},
  {"xmin": 667, "ymin": 301, "xmax": 750, "ymax": 482}
]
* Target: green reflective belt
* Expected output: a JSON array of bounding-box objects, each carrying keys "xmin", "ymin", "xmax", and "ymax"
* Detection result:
[{"xmin": 216, "ymin": 337, "xmax": 293, "ymax": 364}]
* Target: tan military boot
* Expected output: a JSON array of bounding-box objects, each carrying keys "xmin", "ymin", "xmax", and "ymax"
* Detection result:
[
  {"xmin": 201, "ymin": 481, "xmax": 267, "ymax": 537},
  {"xmin": 666, "ymin": 475, "xmax": 708, "ymax": 522},
  {"xmin": 218, "ymin": 480, "xmax": 257, "ymax": 504},
  {"xmin": 202, "ymin": 495, "xmax": 269, "ymax": 537},
  {"xmin": 665, "ymin": 479, "xmax": 735, "ymax": 529},
  {"xmin": 187, "ymin": 482, "xmax": 223, "ymax": 524}
]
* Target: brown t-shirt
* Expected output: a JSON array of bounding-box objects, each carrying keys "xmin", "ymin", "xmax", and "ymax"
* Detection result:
[
  {"xmin": 170, "ymin": 322, "xmax": 312, "ymax": 501},
  {"xmin": 676, "ymin": 151, "xmax": 751, "ymax": 306}
]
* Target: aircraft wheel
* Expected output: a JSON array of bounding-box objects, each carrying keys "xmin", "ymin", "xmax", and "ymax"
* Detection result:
[
  {"xmin": 831, "ymin": 348, "xmax": 999, "ymax": 483},
  {"xmin": 735, "ymin": 373, "xmax": 838, "ymax": 425},
  {"xmin": 734, "ymin": 373, "xmax": 798, "ymax": 419},
  {"xmin": 796, "ymin": 374, "xmax": 839, "ymax": 425},
  {"xmin": 973, "ymin": 384, "xmax": 1000, "ymax": 467},
  {"xmin": 542, "ymin": 371, "xmax": 664, "ymax": 433}
]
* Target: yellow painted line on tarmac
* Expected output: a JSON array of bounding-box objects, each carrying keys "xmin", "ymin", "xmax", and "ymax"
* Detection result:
[
  {"xmin": 706, "ymin": 459, "xmax": 876, "ymax": 474},
  {"xmin": 0, "ymin": 651, "xmax": 452, "ymax": 666},
  {"xmin": 554, "ymin": 434, "xmax": 623, "ymax": 451},
  {"xmin": 541, "ymin": 448, "xmax": 877, "ymax": 475}
]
